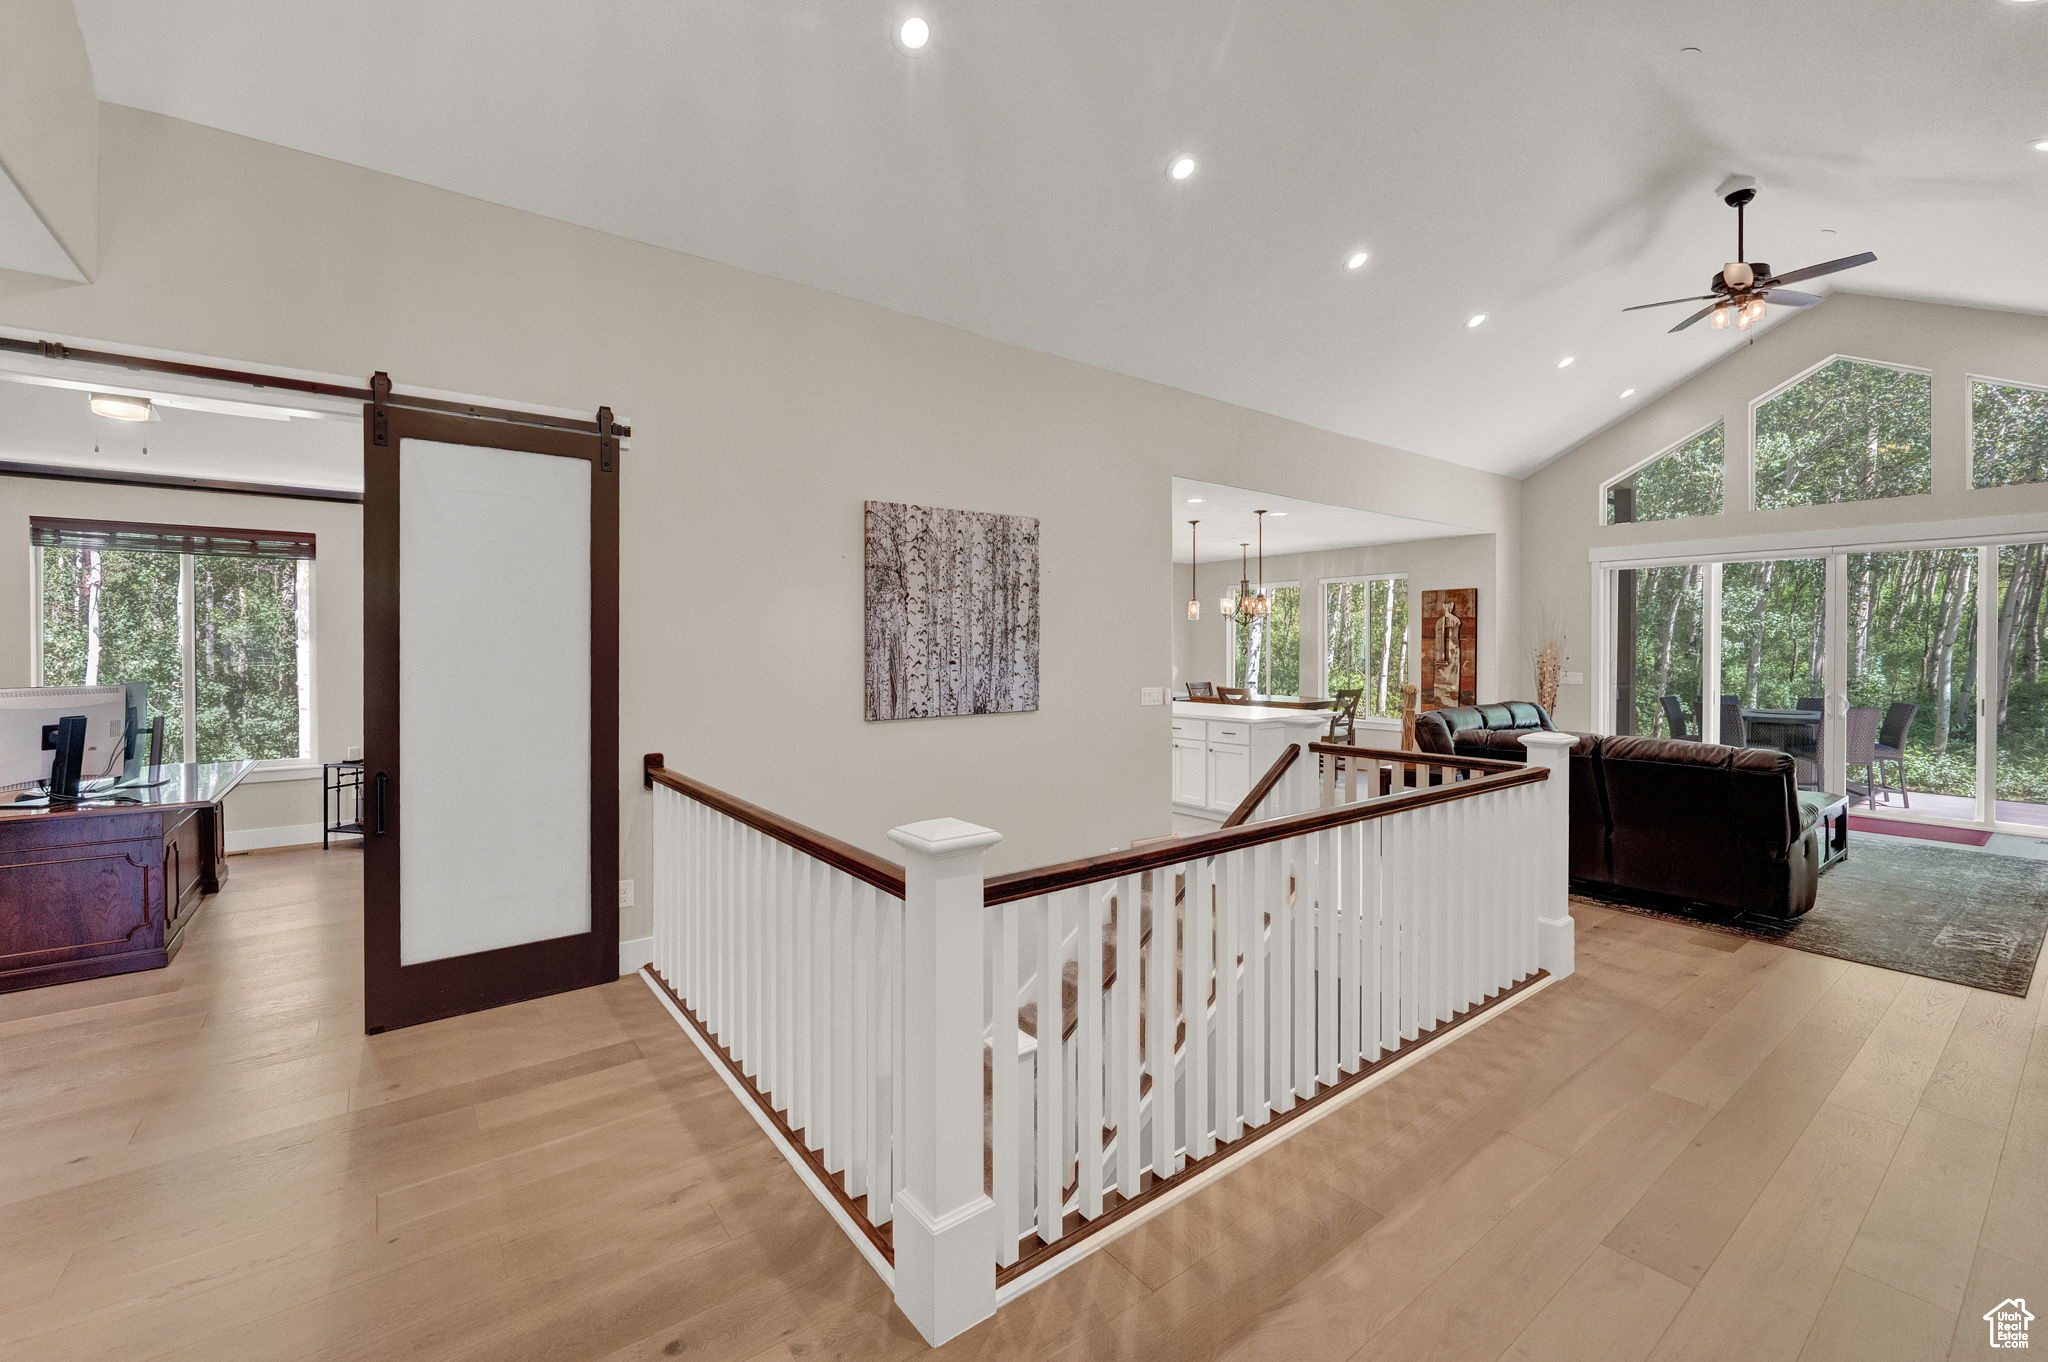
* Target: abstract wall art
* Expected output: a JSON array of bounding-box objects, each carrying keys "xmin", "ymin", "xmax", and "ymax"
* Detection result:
[
  {"xmin": 863, "ymin": 500, "xmax": 1040, "ymax": 721},
  {"xmin": 1419, "ymin": 587, "xmax": 1478, "ymax": 710}
]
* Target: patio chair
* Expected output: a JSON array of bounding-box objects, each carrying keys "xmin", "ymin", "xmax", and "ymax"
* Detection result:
[
  {"xmin": 1873, "ymin": 701, "xmax": 1918, "ymax": 807},
  {"xmin": 1844, "ymin": 705, "xmax": 1881, "ymax": 807},
  {"xmin": 1658, "ymin": 694, "xmax": 1697, "ymax": 741},
  {"xmin": 1796, "ymin": 697, "xmax": 1824, "ymax": 713},
  {"xmin": 1719, "ymin": 695, "xmax": 1746, "ymax": 747}
]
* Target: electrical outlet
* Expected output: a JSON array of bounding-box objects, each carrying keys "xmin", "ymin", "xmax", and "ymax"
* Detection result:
[
  {"xmin": 618, "ymin": 879, "xmax": 635, "ymax": 909},
  {"xmin": 1561, "ymin": 671, "xmax": 1585, "ymax": 686},
  {"xmin": 1141, "ymin": 687, "xmax": 1165, "ymax": 706}
]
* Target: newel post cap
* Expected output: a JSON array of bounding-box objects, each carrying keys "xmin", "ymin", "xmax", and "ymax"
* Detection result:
[
  {"xmin": 1519, "ymin": 732, "xmax": 1579, "ymax": 751},
  {"xmin": 888, "ymin": 818, "xmax": 1004, "ymax": 860}
]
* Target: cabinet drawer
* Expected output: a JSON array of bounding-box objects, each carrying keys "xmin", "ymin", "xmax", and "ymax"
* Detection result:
[
  {"xmin": 1207, "ymin": 722, "xmax": 1251, "ymax": 746},
  {"xmin": 1170, "ymin": 718, "xmax": 1205, "ymax": 739}
]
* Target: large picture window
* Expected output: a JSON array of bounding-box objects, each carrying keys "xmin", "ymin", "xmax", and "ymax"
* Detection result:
[
  {"xmin": 1753, "ymin": 358, "xmax": 1932, "ymax": 509},
  {"xmin": 1607, "ymin": 423, "xmax": 1723, "ymax": 525},
  {"xmin": 34, "ymin": 518, "xmax": 314, "ymax": 764},
  {"xmin": 1231, "ymin": 583, "xmax": 1300, "ymax": 696},
  {"xmin": 1324, "ymin": 576, "xmax": 1407, "ymax": 717},
  {"xmin": 1972, "ymin": 377, "xmax": 2048, "ymax": 489}
]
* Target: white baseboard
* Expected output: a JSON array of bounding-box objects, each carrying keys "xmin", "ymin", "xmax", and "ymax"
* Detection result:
[
  {"xmin": 619, "ymin": 936, "xmax": 654, "ymax": 975},
  {"xmin": 226, "ymin": 822, "xmax": 327, "ymax": 853}
]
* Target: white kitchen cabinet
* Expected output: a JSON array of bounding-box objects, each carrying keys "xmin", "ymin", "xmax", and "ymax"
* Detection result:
[{"xmin": 1168, "ymin": 702, "xmax": 1332, "ymax": 819}]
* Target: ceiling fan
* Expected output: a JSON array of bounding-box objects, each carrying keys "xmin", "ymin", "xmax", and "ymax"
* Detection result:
[{"xmin": 1624, "ymin": 177, "xmax": 1875, "ymax": 334}]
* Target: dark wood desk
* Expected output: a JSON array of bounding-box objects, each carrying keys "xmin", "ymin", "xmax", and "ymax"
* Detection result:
[{"xmin": 0, "ymin": 761, "xmax": 254, "ymax": 993}]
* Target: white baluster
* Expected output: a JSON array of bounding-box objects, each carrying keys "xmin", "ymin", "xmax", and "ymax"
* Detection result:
[
  {"xmin": 990, "ymin": 895, "xmax": 1020, "ymax": 1265},
  {"xmin": 1036, "ymin": 889, "xmax": 1067, "ymax": 1242},
  {"xmin": 1114, "ymin": 874, "xmax": 1141, "ymax": 1197},
  {"xmin": 1077, "ymin": 881, "xmax": 1107, "ymax": 1215},
  {"xmin": 1313, "ymin": 827, "xmax": 1337, "ymax": 1088},
  {"xmin": 1245, "ymin": 841, "xmax": 1270, "ymax": 1129},
  {"xmin": 1185, "ymin": 857, "xmax": 1213, "ymax": 1160},
  {"xmin": 848, "ymin": 881, "xmax": 873, "ymax": 1198},
  {"xmin": 1148, "ymin": 867, "xmax": 1177, "ymax": 1176},
  {"xmin": 1216, "ymin": 851, "xmax": 1243, "ymax": 1143}
]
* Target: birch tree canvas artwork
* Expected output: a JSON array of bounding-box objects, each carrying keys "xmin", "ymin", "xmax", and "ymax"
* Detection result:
[{"xmin": 864, "ymin": 500, "xmax": 1040, "ymax": 721}]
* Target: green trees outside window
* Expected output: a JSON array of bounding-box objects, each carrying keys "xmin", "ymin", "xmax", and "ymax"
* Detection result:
[
  {"xmin": 1232, "ymin": 585, "xmax": 1300, "ymax": 696},
  {"xmin": 1615, "ymin": 564, "xmax": 1703, "ymax": 737},
  {"xmin": 1973, "ymin": 379, "xmax": 2048, "ymax": 489},
  {"xmin": 1754, "ymin": 359, "xmax": 1932, "ymax": 509},
  {"xmin": 39, "ymin": 546, "xmax": 305, "ymax": 764},
  {"xmin": 1608, "ymin": 424, "xmax": 1723, "ymax": 524},
  {"xmin": 1325, "ymin": 577, "xmax": 1407, "ymax": 717}
]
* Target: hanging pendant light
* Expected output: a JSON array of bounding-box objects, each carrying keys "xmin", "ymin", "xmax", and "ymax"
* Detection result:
[
  {"xmin": 1185, "ymin": 520, "xmax": 1201, "ymax": 620},
  {"xmin": 1224, "ymin": 542, "xmax": 1252, "ymax": 617},
  {"xmin": 1248, "ymin": 510, "xmax": 1271, "ymax": 618}
]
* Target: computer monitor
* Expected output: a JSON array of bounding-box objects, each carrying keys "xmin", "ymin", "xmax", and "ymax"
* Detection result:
[{"xmin": 0, "ymin": 686, "xmax": 131, "ymax": 793}]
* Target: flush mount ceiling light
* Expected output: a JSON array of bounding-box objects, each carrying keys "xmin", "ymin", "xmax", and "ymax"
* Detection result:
[
  {"xmin": 1346, "ymin": 251, "xmax": 1370, "ymax": 271},
  {"xmin": 895, "ymin": 16, "xmax": 929, "ymax": 51},
  {"xmin": 1466, "ymin": 313, "xmax": 1488, "ymax": 328},
  {"xmin": 1168, "ymin": 155, "xmax": 1198, "ymax": 182},
  {"xmin": 1557, "ymin": 356, "xmax": 1576, "ymax": 369},
  {"xmin": 89, "ymin": 393, "xmax": 152, "ymax": 421}
]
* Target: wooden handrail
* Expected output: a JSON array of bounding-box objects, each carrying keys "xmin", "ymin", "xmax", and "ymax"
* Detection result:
[
  {"xmin": 642, "ymin": 754, "xmax": 907, "ymax": 898},
  {"xmin": 1308, "ymin": 741, "xmax": 1527, "ymax": 775},
  {"xmin": 983, "ymin": 762, "xmax": 1547, "ymax": 906},
  {"xmin": 1220, "ymin": 744, "xmax": 1300, "ymax": 829}
]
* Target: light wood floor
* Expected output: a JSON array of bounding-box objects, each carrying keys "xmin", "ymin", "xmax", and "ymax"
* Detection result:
[{"xmin": 2, "ymin": 847, "xmax": 2044, "ymax": 1361}]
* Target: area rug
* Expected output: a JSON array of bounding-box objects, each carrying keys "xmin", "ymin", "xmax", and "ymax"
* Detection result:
[
  {"xmin": 1574, "ymin": 833, "xmax": 2048, "ymax": 996},
  {"xmin": 1846, "ymin": 815, "xmax": 1993, "ymax": 846}
]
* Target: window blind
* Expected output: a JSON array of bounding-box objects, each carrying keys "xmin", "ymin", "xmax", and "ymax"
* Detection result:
[{"xmin": 29, "ymin": 516, "xmax": 316, "ymax": 561}]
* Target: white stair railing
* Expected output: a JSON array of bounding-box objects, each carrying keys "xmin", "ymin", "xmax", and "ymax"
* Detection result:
[{"xmin": 643, "ymin": 732, "xmax": 1575, "ymax": 1348}]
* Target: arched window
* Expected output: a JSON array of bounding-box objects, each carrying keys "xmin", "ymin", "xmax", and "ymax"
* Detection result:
[{"xmin": 1753, "ymin": 357, "xmax": 1931, "ymax": 508}]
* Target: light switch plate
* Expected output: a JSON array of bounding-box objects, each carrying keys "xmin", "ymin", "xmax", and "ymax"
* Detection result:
[
  {"xmin": 618, "ymin": 880, "xmax": 635, "ymax": 909},
  {"xmin": 1561, "ymin": 671, "xmax": 1585, "ymax": 686},
  {"xmin": 1141, "ymin": 687, "xmax": 1165, "ymax": 706}
]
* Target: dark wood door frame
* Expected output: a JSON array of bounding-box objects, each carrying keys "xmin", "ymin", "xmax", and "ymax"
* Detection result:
[{"xmin": 361, "ymin": 390, "xmax": 620, "ymax": 1033}]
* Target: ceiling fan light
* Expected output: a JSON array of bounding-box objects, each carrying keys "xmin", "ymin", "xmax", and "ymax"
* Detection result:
[
  {"xmin": 89, "ymin": 393, "xmax": 152, "ymax": 421},
  {"xmin": 1709, "ymin": 305, "xmax": 1731, "ymax": 331},
  {"xmin": 1723, "ymin": 261, "xmax": 1755, "ymax": 289}
]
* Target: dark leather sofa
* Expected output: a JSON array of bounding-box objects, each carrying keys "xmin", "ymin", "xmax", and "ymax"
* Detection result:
[{"xmin": 1414, "ymin": 702, "xmax": 1830, "ymax": 920}]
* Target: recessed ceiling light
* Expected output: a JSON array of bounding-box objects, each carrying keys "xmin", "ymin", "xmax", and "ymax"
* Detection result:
[
  {"xmin": 1168, "ymin": 155, "xmax": 1197, "ymax": 181},
  {"xmin": 2032, "ymin": 139, "xmax": 2048, "ymax": 152},
  {"xmin": 1679, "ymin": 45, "xmax": 1703, "ymax": 55},
  {"xmin": 1185, "ymin": 497, "xmax": 1205, "ymax": 504},
  {"xmin": 896, "ymin": 16, "xmax": 929, "ymax": 50},
  {"xmin": 1619, "ymin": 388, "xmax": 1636, "ymax": 399},
  {"xmin": 1268, "ymin": 511, "xmax": 1290, "ymax": 517},
  {"xmin": 1466, "ymin": 313, "xmax": 1488, "ymax": 328},
  {"xmin": 1557, "ymin": 356, "xmax": 1576, "ymax": 369},
  {"xmin": 89, "ymin": 393, "xmax": 152, "ymax": 421},
  {"xmin": 1345, "ymin": 251, "xmax": 1370, "ymax": 271}
]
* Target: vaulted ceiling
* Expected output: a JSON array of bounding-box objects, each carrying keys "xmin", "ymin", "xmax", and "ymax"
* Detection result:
[{"xmin": 69, "ymin": 0, "xmax": 2048, "ymax": 477}]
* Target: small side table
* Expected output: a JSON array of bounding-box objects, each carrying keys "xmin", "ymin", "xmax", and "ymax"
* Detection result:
[
  {"xmin": 324, "ymin": 760, "xmax": 365, "ymax": 849},
  {"xmin": 1814, "ymin": 793, "xmax": 1850, "ymax": 873}
]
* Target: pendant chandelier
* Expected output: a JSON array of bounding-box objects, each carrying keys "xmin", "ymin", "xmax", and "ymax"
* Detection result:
[
  {"xmin": 1185, "ymin": 520, "xmax": 1201, "ymax": 620},
  {"xmin": 1221, "ymin": 542, "xmax": 1254, "ymax": 618},
  {"xmin": 1246, "ymin": 509, "xmax": 1271, "ymax": 618}
]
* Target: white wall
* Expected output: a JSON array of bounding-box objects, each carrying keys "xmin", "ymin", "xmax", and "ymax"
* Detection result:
[
  {"xmin": 0, "ymin": 105, "xmax": 1523, "ymax": 938},
  {"xmin": 1518, "ymin": 293, "xmax": 2048, "ymax": 732},
  {"xmin": 0, "ymin": 475, "xmax": 363, "ymax": 842},
  {"xmin": 0, "ymin": 0, "xmax": 97, "ymax": 276},
  {"xmin": 1171, "ymin": 535, "xmax": 1503, "ymax": 700}
]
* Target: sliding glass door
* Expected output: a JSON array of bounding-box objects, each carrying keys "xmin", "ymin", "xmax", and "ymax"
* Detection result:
[
  {"xmin": 1997, "ymin": 544, "xmax": 2048, "ymax": 828},
  {"xmin": 1613, "ymin": 564, "xmax": 1703, "ymax": 738},
  {"xmin": 1847, "ymin": 549, "xmax": 1980, "ymax": 820},
  {"xmin": 1607, "ymin": 535, "xmax": 2048, "ymax": 837}
]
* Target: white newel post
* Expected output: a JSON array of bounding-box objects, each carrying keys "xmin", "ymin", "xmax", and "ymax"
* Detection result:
[
  {"xmin": 1519, "ymin": 732, "xmax": 1577, "ymax": 980},
  {"xmin": 887, "ymin": 817, "xmax": 1002, "ymax": 1347},
  {"xmin": 1278, "ymin": 712, "xmax": 1334, "ymax": 816}
]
